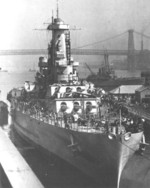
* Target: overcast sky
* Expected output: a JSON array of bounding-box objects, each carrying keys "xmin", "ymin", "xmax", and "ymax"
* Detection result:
[{"xmin": 0, "ymin": 0, "xmax": 150, "ymax": 50}]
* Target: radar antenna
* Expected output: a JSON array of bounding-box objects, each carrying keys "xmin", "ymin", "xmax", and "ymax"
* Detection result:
[{"xmin": 56, "ymin": 0, "xmax": 59, "ymax": 18}]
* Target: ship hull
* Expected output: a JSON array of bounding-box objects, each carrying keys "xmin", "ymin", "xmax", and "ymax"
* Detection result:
[
  {"xmin": 12, "ymin": 110, "xmax": 143, "ymax": 187},
  {"xmin": 88, "ymin": 78, "xmax": 143, "ymax": 91}
]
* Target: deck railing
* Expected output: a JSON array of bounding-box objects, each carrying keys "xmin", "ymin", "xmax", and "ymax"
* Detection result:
[
  {"xmin": 14, "ymin": 101, "xmax": 143, "ymax": 135},
  {"xmin": 16, "ymin": 102, "xmax": 107, "ymax": 134}
]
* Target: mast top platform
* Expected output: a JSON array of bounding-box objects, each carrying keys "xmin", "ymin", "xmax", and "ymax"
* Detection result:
[
  {"xmin": 48, "ymin": 0, "xmax": 69, "ymax": 30},
  {"xmin": 47, "ymin": 18, "xmax": 69, "ymax": 30}
]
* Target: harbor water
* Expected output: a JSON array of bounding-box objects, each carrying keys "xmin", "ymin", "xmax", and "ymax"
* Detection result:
[{"xmin": 0, "ymin": 65, "xmax": 150, "ymax": 187}]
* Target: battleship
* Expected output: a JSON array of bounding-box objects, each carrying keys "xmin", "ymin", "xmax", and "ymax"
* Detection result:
[{"xmin": 7, "ymin": 3, "xmax": 145, "ymax": 188}]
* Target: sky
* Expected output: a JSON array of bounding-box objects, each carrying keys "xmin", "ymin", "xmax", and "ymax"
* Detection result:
[{"xmin": 0, "ymin": 0, "xmax": 150, "ymax": 50}]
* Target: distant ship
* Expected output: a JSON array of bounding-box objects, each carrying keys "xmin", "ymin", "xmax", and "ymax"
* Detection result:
[
  {"xmin": 0, "ymin": 68, "xmax": 8, "ymax": 72},
  {"xmin": 28, "ymin": 68, "xmax": 36, "ymax": 72},
  {"xmin": 87, "ymin": 74, "xmax": 143, "ymax": 91},
  {"xmin": 29, "ymin": 63, "xmax": 36, "ymax": 72},
  {"xmin": 86, "ymin": 53, "xmax": 143, "ymax": 91},
  {"xmin": 7, "ymin": 3, "xmax": 145, "ymax": 187}
]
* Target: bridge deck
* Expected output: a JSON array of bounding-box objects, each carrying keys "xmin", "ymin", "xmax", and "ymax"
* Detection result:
[
  {"xmin": 0, "ymin": 128, "xmax": 44, "ymax": 188},
  {"xmin": 0, "ymin": 49, "xmax": 141, "ymax": 56}
]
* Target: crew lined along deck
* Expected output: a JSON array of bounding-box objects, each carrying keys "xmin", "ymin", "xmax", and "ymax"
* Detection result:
[
  {"xmin": 13, "ymin": 101, "xmax": 144, "ymax": 135},
  {"xmin": 16, "ymin": 107, "xmax": 107, "ymax": 134}
]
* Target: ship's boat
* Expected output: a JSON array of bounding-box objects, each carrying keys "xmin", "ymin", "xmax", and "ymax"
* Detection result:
[{"xmin": 7, "ymin": 4, "xmax": 145, "ymax": 188}]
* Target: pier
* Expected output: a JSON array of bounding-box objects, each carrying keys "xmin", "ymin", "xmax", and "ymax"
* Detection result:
[{"xmin": 0, "ymin": 128, "xmax": 44, "ymax": 188}]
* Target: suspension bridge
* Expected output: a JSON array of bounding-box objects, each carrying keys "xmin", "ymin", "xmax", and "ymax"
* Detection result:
[{"xmin": 0, "ymin": 29, "xmax": 150, "ymax": 71}]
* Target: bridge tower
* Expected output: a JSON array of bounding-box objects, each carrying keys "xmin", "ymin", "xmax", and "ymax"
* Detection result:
[{"xmin": 127, "ymin": 29, "xmax": 135, "ymax": 71}]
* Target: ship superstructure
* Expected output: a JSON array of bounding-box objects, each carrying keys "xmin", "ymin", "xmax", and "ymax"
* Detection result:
[{"xmin": 7, "ymin": 3, "xmax": 145, "ymax": 188}]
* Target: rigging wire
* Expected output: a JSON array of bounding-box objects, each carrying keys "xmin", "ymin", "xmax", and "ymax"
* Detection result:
[
  {"xmin": 72, "ymin": 31, "xmax": 128, "ymax": 49},
  {"xmin": 118, "ymin": 136, "xmax": 150, "ymax": 162}
]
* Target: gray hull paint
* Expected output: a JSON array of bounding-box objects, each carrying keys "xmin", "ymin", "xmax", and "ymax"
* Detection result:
[{"xmin": 13, "ymin": 110, "xmax": 143, "ymax": 187}]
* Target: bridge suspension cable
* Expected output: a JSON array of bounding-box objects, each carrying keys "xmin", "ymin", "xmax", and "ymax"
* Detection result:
[
  {"xmin": 72, "ymin": 30, "xmax": 128, "ymax": 49},
  {"xmin": 0, "ymin": 30, "xmax": 148, "ymax": 56},
  {"xmin": 134, "ymin": 30, "xmax": 150, "ymax": 39}
]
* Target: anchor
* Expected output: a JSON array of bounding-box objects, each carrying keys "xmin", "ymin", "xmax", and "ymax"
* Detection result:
[{"xmin": 67, "ymin": 134, "xmax": 82, "ymax": 156}]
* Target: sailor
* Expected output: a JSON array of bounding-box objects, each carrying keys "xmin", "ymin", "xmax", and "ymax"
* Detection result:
[
  {"xmin": 64, "ymin": 113, "xmax": 69, "ymax": 129},
  {"xmin": 72, "ymin": 113, "xmax": 79, "ymax": 122},
  {"xmin": 53, "ymin": 86, "xmax": 60, "ymax": 98},
  {"xmin": 63, "ymin": 87, "xmax": 72, "ymax": 98},
  {"xmin": 68, "ymin": 72, "xmax": 73, "ymax": 84},
  {"xmin": 76, "ymin": 87, "xmax": 82, "ymax": 92},
  {"xmin": 138, "ymin": 121, "xmax": 144, "ymax": 131}
]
